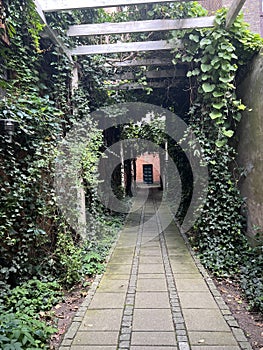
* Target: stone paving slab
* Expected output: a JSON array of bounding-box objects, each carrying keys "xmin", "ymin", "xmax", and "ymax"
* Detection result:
[
  {"xmin": 103, "ymin": 263, "xmax": 132, "ymax": 274},
  {"xmin": 179, "ymin": 291, "xmax": 218, "ymax": 309},
  {"xmin": 131, "ymin": 347, "xmax": 178, "ymax": 350},
  {"xmin": 191, "ymin": 347, "xmax": 240, "ymax": 350},
  {"xmin": 72, "ymin": 330, "xmax": 119, "ymax": 345},
  {"xmin": 131, "ymin": 331, "xmax": 177, "ymax": 346},
  {"xmin": 183, "ymin": 308, "xmax": 230, "ymax": 332},
  {"xmin": 139, "ymin": 256, "xmax": 163, "ymax": 264},
  {"xmin": 135, "ymin": 291, "xmax": 170, "ymax": 308},
  {"xmin": 100, "ymin": 273, "xmax": 130, "ymax": 280},
  {"xmin": 175, "ymin": 278, "xmax": 208, "ymax": 291},
  {"xmin": 136, "ymin": 278, "xmax": 167, "ymax": 291},
  {"xmin": 138, "ymin": 263, "xmax": 165, "ymax": 274},
  {"xmin": 133, "ymin": 309, "xmax": 174, "ymax": 331},
  {"xmin": 188, "ymin": 331, "xmax": 239, "ymax": 346},
  {"xmin": 89, "ymin": 292, "xmax": 126, "ymax": 308},
  {"xmin": 79, "ymin": 309, "xmax": 123, "ymax": 331},
  {"xmin": 71, "ymin": 346, "xmax": 116, "ymax": 350},
  {"xmin": 96, "ymin": 278, "xmax": 129, "ymax": 292},
  {"xmin": 137, "ymin": 273, "xmax": 165, "ymax": 279}
]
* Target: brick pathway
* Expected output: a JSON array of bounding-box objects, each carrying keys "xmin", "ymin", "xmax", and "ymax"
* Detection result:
[{"xmin": 59, "ymin": 188, "xmax": 252, "ymax": 350}]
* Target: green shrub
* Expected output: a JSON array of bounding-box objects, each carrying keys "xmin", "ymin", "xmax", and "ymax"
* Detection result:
[
  {"xmin": 0, "ymin": 309, "xmax": 56, "ymax": 350},
  {"xmin": 4, "ymin": 279, "xmax": 63, "ymax": 316}
]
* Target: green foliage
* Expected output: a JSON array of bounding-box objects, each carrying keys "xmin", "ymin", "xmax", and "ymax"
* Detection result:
[
  {"xmin": 240, "ymin": 246, "xmax": 263, "ymax": 312},
  {"xmin": 0, "ymin": 308, "xmax": 56, "ymax": 350},
  {"xmin": 54, "ymin": 213, "xmax": 124, "ymax": 286},
  {"xmin": 169, "ymin": 5, "xmax": 263, "ymax": 312},
  {"xmin": 3, "ymin": 279, "xmax": 62, "ymax": 316}
]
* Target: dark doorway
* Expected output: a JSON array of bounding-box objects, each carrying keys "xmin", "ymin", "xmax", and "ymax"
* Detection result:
[{"xmin": 143, "ymin": 164, "xmax": 153, "ymax": 184}]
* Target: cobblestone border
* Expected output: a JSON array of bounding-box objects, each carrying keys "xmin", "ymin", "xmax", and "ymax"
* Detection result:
[
  {"xmin": 155, "ymin": 200, "xmax": 191, "ymax": 350},
  {"xmin": 117, "ymin": 205, "xmax": 145, "ymax": 350},
  {"xmin": 171, "ymin": 213, "xmax": 253, "ymax": 350}
]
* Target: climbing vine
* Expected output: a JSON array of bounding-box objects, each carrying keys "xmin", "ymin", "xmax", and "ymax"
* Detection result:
[{"xmin": 170, "ymin": 8, "xmax": 263, "ymax": 310}]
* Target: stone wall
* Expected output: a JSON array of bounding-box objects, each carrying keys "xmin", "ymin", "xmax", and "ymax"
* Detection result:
[{"xmin": 236, "ymin": 51, "xmax": 263, "ymax": 241}]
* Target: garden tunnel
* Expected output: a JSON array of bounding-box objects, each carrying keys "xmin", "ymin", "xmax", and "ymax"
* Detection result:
[
  {"xmin": 0, "ymin": 3, "xmax": 262, "ymax": 344},
  {"xmin": 34, "ymin": 0, "xmax": 251, "ymax": 238}
]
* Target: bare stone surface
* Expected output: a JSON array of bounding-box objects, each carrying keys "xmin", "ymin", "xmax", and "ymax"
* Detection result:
[
  {"xmin": 179, "ymin": 291, "xmax": 218, "ymax": 309},
  {"xmin": 136, "ymin": 278, "xmax": 167, "ymax": 291},
  {"xmin": 131, "ymin": 331, "xmax": 177, "ymax": 346},
  {"xmin": 72, "ymin": 331, "xmax": 119, "ymax": 345},
  {"xmin": 89, "ymin": 292, "xmax": 126, "ymax": 309},
  {"xmin": 135, "ymin": 292, "xmax": 170, "ymax": 308},
  {"xmin": 133, "ymin": 309, "xmax": 174, "ymax": 331},
  {"xmin": 188, "ymin": 331, "xmax": 239, "ymax": 346},
  {"xmin": 138, "ymin": 263, "xmax": 165, "ymax": 274},
  {"xmin": 175, "ymin": 279, "xmax": 208, "ymax": 291},
  {"xmin": 79, "ymin": 309, "xmax": 123, "ymax": 331},
  {"xmin": 183, "ymin": 309, "xmax": 230, "ymax": 332},
  {"xmin": 97, "ymin": 279, "xmax": 129, "ymax": 292}
]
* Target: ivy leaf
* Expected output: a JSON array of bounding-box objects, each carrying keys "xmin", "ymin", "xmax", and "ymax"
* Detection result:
[
  {"xmin": 233, "ymin": 113, "xmax": 242, "ymax": 121},
  {"xmin": 215, "ymin": 139, "xmax": 227, "ymax": 147},
  {"xmin": 202, "ymin": 83, "xmax": 215, "ymax": 93},
  {"xmin": 219, "ymin": 76, "xmax": 233, "ymax": 83},
  {"xmin": 212, "ymin": 102, "xmax": 225, "ymax": 109},
  {"xmin": 222, "ymin": 129, "xmax": 234, "ymax": 138},
  {"xmin": 237, "ymin": 104, "xmax": 246, "ymax": 110},
  {"xmin": 189, "ymin": 34, "xmax": 199, "ymax": 43},
  {"xmin": 201, "ymin": 63, "xmax": 211, "ymax": 72},
  {"xmin": 200, "ymin": 38, "xmax": 212, "ymax": 47},
  {"xmin": 213, "ymin": 91, "xmax": 224, "ymax": 97},
  {"xmin": 209, "ymin": 110, "xmax": 222, "ymax": 119}
]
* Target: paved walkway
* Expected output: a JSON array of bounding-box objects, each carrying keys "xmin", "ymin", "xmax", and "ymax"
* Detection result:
[{"xmin": 59, "ymin": 188, "xmax": 252, "ymax": 350}]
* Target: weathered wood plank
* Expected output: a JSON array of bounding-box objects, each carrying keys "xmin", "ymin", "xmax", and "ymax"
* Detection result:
[
  {"xmin": 70, "ymin": 40, "xmax": 178, "ymax": 55},
  {"xmin": 114, "ymin": 68, "xmax": 185, "ymax": 80},
  {"xmin": 67, "ymin": 17, "xmax": 215, "ymax": 36},
  {"xmin": 103, "ymin": 80, "xmax": 179, "ymax": 90},
  {"xmin": 226, "ymin": 0, "xmax": 246, "ymax": 28},
  {"xmin": 105, "ymin": 58, "xmax": 173, "ymax": 67},
  {"xmin": 40, "ymin": 0, "xmax": 190, "ymax": 12},
  {"xmin": 34, "ymin": 0, "xmax": 73, "ymax": 61}
]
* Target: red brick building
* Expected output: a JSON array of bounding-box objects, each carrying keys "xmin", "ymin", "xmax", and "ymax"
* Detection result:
[{"xmin": 136, "ymin": 153, "xmax": 161, "ymax": 185}]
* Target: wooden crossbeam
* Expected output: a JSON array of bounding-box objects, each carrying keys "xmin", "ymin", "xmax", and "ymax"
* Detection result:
[
  {"xmin": 226, "ymin": 0, "xmax": 246, "ymax": 28},
  {"xmin": 105, "ymin": 58, "xmax": 173, "ymax": 67},
  {"xmin": 34, "ymin": 0, "xmax": 73, "ymax": 61},
  {"xmin": 103, "ymin": 80, "xmax": 179, "ymax": 90},
  {"xmin": 70, "ymin": 40, "xmax": 179, "ymax": 56},
  {"xmin": 114, "ymin": 68, "xmax": 185, "ymax": 80},
  {"xmin": 67, "ymin": 17, "xmax": 215, "ymax": 37},
  {"xmin": 39, "ymin": 0, "xmax": 190, "ymax": 12}
]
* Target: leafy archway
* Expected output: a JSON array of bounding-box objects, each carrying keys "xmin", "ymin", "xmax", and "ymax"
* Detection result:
[{"xmin": 0, "ymin": 4, "xmax": 262, "ymax": 349}]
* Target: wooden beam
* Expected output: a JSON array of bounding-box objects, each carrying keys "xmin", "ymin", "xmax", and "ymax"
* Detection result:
[
  {"xmin": 34, "ymin": 0, "xmax": 73, "ymax": 61},
  {"xmin": 105, "ymin": 58, "xmax": 173, "ymax": 67},
  {"xmin": 226, "ymin": 0, "xmax": 246, "ymax": 28},
  {"xmin": 67, "ymin": 17, "xmax": 215, "ymax": 37},
  {"xmin": 114, "ymin": 68, "xmax": 185, "ymax": 80},
  {"xmin": 40, "ymin": 0, "xmax": 190, "ymax": 12},
  {"xmin": 70, "ymin": 40, "xmax": 179, "ymax": 56},
  {"xmin": 103, "ymin": 80, "xmax": 180, "ymax": 90}
]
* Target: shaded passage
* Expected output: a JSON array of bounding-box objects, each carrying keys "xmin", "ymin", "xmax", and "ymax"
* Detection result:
[{"xmin": 59, "ymin": 188, "xmax": 251, "ymax": 350}]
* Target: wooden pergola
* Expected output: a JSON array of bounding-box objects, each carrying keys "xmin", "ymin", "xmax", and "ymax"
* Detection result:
[{"xmin": 34, "ymin": 0, "xmax": 246, "ymax": 89}]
